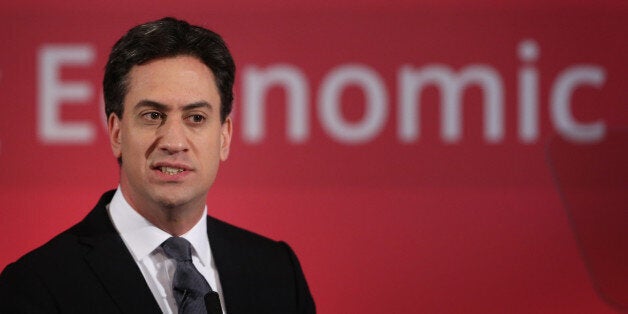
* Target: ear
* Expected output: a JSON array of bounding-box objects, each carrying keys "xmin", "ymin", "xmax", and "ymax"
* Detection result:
[
  {"xmin": 219, "ymin": 116, "xmax": 233, "ymax": 161},
  {"xmin": 108, "ymin": 113, "xmax": 122, "ymax": 159}
]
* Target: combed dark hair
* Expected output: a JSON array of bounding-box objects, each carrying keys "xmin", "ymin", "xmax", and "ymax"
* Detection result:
[{"xmin": 103, "ymin": 17, "xmax": 235, "ymax": 123}]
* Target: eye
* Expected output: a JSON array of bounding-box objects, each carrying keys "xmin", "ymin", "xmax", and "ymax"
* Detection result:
[
  {"xmin": 187, "ymin": 114, "xmax": 206, "ymax": 124},
  {"xmin": 141, "ymin": 111, "xmax": 164, "ymax": 122}
]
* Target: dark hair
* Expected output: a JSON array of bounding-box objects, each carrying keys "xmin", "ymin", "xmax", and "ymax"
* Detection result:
[{"xmin": 103, "ymin": 17, "xmax": 235, "ymax": 123}]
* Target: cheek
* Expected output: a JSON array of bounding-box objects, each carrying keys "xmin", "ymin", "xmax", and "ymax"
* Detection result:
[
  {"xmin": 120, "ymin": 131, "xmax": 151, "ymax": 162},
  {"xmin": 121, "ymin": 125, "xmax": 150, "ymax": 148},
  {"xmin": 198, "ymin": 138, "xmax": 222, "ymax": 167}
]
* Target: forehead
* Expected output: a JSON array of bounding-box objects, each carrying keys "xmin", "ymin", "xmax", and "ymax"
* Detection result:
[{"xmin": 123, "ymin": 55, "xmax": 219, "ymax": 110}]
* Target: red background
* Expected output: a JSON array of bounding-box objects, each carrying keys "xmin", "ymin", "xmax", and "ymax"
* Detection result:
[{"xmin": 0, "ymin": 1, "xmax": 627, "ymax": 313}]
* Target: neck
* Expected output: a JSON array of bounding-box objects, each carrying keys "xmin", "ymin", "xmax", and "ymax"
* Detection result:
[
  {"xmin": 149, "ymin": 206, "xmax": 205, "ymax": 236},
  {"xmin": 119, "ymin": 188, "xmax": 206, "ymax": 236}
]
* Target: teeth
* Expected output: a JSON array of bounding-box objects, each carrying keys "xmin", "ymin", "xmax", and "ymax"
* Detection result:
[{"xmin": 160, "ymin": 166, "xmax": 184, "ymax": 175}]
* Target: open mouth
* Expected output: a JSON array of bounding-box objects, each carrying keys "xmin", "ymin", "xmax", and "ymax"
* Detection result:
[{"xmin": 159, "ymin": 166, "xmax": 185, "ymax": 175}]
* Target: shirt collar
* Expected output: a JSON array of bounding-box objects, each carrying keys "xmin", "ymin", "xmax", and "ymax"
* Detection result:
[{"xmin": 108, "ymin": 187, "xmax": 211, "ymax": 267}]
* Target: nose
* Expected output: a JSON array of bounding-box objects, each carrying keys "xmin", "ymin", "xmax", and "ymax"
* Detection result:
[{"xmin": 157, "ymin": 117, "xmax": 189, "ymax": 154}]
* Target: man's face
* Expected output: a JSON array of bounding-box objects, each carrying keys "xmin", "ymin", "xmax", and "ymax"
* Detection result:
[{"xmin": 108, "ymin": 55, "xmax": 232, "ymax": 215}]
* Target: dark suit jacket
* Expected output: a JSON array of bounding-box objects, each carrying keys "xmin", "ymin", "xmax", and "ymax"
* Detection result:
[{"xmin": 0, "ymin": 190, "xmax": 315, "ymax": 314}]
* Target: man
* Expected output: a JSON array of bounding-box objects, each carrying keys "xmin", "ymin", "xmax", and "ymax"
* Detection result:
[{"xmin": 0, "ymin": 17, "xmax": 315, "ymax": 314}]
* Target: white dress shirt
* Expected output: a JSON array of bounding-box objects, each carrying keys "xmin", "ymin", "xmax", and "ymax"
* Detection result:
[{"xmin": 107, "ymin": 188, "xmax": 226, "ymax": 314}]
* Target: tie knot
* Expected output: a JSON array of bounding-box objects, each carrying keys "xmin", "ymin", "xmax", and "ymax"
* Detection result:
[{"xmin": 161, "ymin": 237, "xmax": 193, "ymax": 262}]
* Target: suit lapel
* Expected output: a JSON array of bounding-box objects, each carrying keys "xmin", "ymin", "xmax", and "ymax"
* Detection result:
[
  {"xmin": 207, "ymin": 216, "xmax": 254, "ymax": 313},
  {"xmin": 74, "ymin": 191, "xmax": 162, "ymax": 314}
]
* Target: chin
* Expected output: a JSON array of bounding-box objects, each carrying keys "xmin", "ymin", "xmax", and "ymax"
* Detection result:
[
  {"xmin": 152, "ymin": 189, "xmax": 201, "ymax": 211},
  {"xmin": 157, "ymin": 198, "xmax": 181, "ymax": 209}
]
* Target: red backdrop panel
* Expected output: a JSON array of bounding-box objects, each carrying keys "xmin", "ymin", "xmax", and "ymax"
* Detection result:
[{"xmin": 0, "ymin": 1, "xmax": 626, "ymax": 313}]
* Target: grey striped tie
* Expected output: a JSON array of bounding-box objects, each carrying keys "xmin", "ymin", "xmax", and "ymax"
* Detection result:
[{"xmin": 161, "ymin": 237, "xmax": 222, "ymax": 314}]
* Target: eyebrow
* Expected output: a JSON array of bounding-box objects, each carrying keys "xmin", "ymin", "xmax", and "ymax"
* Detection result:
[{"xmin": 134, "ymin": 100, "xmax": 213, "ymax": 112}]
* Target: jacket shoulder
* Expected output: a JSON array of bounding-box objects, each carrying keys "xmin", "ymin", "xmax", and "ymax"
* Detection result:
[
  {"xmin": 0, "ymin": 190, "xmax": 122, "ymax": 313},
  {"xmin": 207, "ymin": 216, "xmax": 316, "ymax": 313},
  {"xmin": 0, "ymin": 228, "xmax": 89, "ymax": 313}
]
